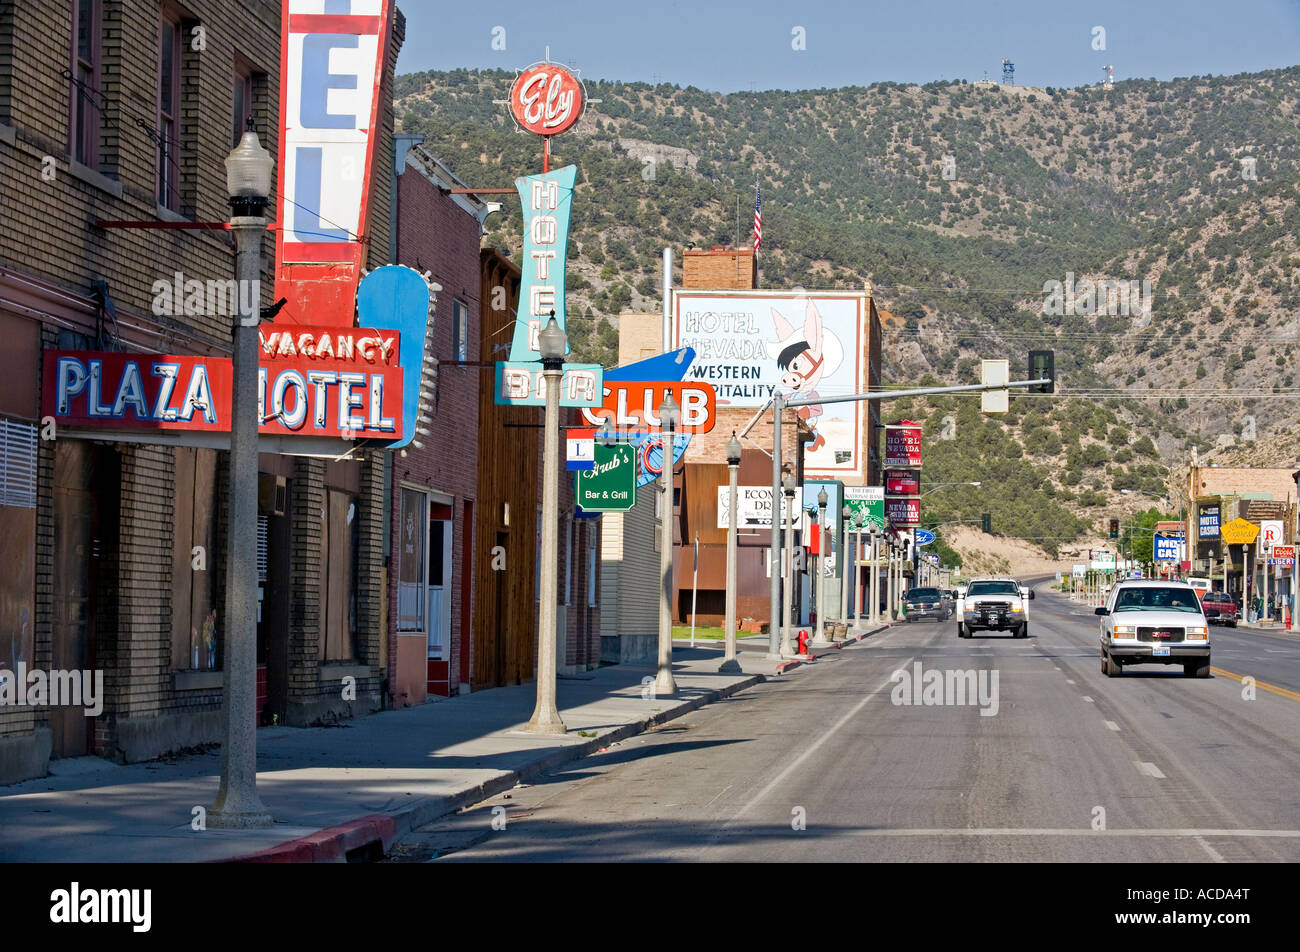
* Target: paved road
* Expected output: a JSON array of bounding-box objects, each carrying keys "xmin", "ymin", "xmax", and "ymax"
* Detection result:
[{"xmin": 388, "ymin": 586, "xmax": 1300, "ymax": 862}]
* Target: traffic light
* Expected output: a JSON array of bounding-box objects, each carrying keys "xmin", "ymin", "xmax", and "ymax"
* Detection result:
[
  {"xmin": 1028, "ymin": 350, "xmax": 1054, "ymax": 394},
  {"xmin": 982, "ymin": 513, "xmax": 991, "ymax": 534},
  {"xmin": 1109, "ymin": 518, "xmax": 1119, "ymax": 539}
]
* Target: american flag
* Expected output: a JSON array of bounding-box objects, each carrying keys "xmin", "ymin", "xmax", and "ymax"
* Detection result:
[{"xmin": 752, "ymin": 185, "xmax": 762, "ymax": 251}]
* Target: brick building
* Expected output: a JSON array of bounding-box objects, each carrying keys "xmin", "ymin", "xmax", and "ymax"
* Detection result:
[
  {"xmin": 0, "ymin": 1, "xmax": 405, "ymax": 783},
  {"xmin": 1183, "ymin": 462, "xmax": 1297, "ymax": 607},
  {"xmin": 388, "ymin": 145, "xmax": 487, "ymax": 704}
]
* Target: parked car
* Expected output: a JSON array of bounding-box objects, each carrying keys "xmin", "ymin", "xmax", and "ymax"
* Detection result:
[
  {"xmin": 903, "ymin": 587, "xmax": 951, "ymax": 622},
  {"xmin": 1198, "ymin": 590, "xmax": 1238, "ymax": 627},
  {"xmin": 1096, "ymin": 580, "xmax": 1210, "ymax": 678}
]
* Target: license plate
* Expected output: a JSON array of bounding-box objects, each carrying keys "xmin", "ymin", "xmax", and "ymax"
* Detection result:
[
  {"xmin": 1153, "ymin": 646, "xmax": 1170, "ymax": 657},
  {"xmin": 988, "ymin": 614, "xmax": 1001, "ymax": 623}
]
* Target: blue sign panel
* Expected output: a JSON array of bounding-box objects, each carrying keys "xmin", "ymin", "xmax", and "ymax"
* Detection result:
[
  {"xmin": 356, "ymin": 264, "xmax": 430, "ymax": 451},
  {"xmin": 914, "ymin": 528, "xmax": 936, "ymax": 546},
  {"xmin": 1198, "ymin": 505, "xmax": 1220, "ymax": 539},
  {"xmin": 1154, "ymin": 536, "xmax": 1182, "ymax": 561},
  {"xmin": 510, "ymin": 165, "xmax": 577, "ymax": 361}
]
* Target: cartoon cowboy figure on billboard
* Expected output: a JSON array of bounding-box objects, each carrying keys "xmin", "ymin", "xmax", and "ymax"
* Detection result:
[{"xmin": 771, "ymin": 299, "xmax": 843, "ymax": 452}]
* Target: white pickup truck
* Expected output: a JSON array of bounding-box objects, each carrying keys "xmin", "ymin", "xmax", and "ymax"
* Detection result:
[{"xmin": 957, "ymin": 578, "xmax": 1033, "ymax": 638}]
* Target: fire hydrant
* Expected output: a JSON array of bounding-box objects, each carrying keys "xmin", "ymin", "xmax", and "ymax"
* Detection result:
[{"xmin": 798, "ymin": 629, "xmax": 811, "ymax": 655}]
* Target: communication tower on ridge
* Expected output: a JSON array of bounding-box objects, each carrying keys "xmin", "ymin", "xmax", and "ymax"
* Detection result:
[{"xmin": 1001, "ymin": 58, "xmax": 1014, "ymax": 85}]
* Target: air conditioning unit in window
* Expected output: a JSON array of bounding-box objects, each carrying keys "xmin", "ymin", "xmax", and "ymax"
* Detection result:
[{"xmin": 258, "ymin": 474, "xmax": 287, "ymax": 516}]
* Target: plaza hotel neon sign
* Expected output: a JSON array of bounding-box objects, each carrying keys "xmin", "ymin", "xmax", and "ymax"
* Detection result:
[
  {"xmin": 40, "ymin": 1, "xmax": 427, "ymax": 450},
  {"xmin": 44, "ymin": 324, "xmax": 403, "ymax": 439}
]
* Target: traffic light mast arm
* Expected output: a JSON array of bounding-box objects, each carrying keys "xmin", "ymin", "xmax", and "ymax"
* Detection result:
[{"xmin": 781, "ymin": 378, "xmax": 1053, "ymax": 409}]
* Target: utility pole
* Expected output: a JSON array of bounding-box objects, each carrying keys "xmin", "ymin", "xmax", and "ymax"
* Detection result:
[
  {"xmin": 210, "ymin": 129, "xmax": 274, "ymax": 830},
  {"xmin": 655, "ymin": 395, "xmax": 679, "ymax": 696},
  {"xmin": 721, "ymin": 434, "xmax": 742, "ymax": 673},
  {"xmin": 524, "ymin": 317, "xmax": 569, "ymax": 735},
  {"xmin": 840, "ymin": 504, "xmax": 852, "ymax": 632},
  {"xmin": 767, "ymin": 393, "xmax": 784, "ymax": 658},
  {"xmin": 781, "ymin": 470, "xmax": 797, "ymax": 656},
  {"xmin": 812, "ymin": 489, "xmax": 829, "ymax": 646}
]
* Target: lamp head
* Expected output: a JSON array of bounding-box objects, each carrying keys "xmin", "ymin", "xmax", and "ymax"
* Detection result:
[
  {"xmin": 817, "ymin": 488, "xmax": 828, "ymax": 509},
  {"xmin": 659, "ymin": 393, "xmax": 680, "ymax": 430},
  {"xmin": 225, "ymin": 126, "xmax": 274, "ymax": 216},
  {"xmin": 725, "ymin": 431, "xmax": 742, "ymax": 466},
  {"xmin": 538, "ymin": 312, "xmax": 566, "ymax": 365}
]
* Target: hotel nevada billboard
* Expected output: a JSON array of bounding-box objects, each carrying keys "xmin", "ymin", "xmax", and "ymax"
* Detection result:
[{"xmin": 672, "ymin": 290, "xmax": 867, "ymax": 477}]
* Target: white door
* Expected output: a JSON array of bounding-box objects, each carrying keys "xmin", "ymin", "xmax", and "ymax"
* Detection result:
[{"xmin": 427, "ymin": 511, "xmax": 453, "ymax": 658}]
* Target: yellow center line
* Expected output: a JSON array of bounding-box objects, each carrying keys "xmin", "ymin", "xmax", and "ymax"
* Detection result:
[{"xmin": 1210, "ymin": 666, "xmax": 1300, "ymax": 703}]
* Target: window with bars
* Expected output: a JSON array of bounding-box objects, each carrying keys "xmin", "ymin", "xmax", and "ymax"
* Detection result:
[{"xmin": 0, "ymin": 417, "xmax": 36, "ymax": 509}]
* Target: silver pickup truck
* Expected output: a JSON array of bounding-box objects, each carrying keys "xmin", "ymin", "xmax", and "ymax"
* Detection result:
[{"xmin": 957, "ymin": 578, "xmax": 1033, "ymax": 638}]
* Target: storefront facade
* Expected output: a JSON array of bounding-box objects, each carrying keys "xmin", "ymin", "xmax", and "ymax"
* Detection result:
[{"xmin": 0, "ymin": 1, "xmax": 405, "ymax": 783}]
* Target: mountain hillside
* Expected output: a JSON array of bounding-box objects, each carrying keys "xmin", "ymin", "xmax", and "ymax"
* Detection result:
[{"xmin": 393, "ymin": 67, "xmax": 1300, "ymax": 552}]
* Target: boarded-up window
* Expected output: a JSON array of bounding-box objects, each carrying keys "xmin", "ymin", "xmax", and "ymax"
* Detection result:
[
  {"xmin": 172, "ymin": 446, "xmax": 218, "ymax": 670},
  {"xmin": 320, "ymin": 488, "xmax": 357, "ymax": 661},
  {"xmin": 0, "ymin": 417, "xmax": 36, "ymax": 672}
]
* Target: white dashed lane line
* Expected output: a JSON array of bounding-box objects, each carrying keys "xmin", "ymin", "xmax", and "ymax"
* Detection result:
[
  {"xmin": 1104, "ymin": 720, "xmax": 1120, "ymax": 731},
  {"xmin": 1135, "ymin": 761, "xmax": 1167, "ymax": 779}
]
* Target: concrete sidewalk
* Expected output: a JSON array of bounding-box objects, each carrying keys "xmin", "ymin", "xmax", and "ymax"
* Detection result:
[{"xmin": 0, "ymin": 631, "xmax": 879, "ymax": 863}]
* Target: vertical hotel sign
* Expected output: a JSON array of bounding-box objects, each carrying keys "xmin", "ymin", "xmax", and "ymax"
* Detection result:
[
  {"xmin": 509, "ymin": 165, "xmax": 577, "ymax": 361},
  {"xmin": 276, "ymin": 0, "xmax": 392, "ymax": 325}
]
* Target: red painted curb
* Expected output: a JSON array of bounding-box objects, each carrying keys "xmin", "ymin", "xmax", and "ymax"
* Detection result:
[{"xmin": 229, "ymin": 813, "xmax": 398, "ymax": 863}]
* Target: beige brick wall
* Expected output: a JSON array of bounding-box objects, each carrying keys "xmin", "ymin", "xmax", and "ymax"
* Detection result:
[
  {"xmin": 1189, "ymin": 466, "xmax": 1298, "ymax": 504},
  {"xmin": 683, "ymin": 248, "xmax": 756, "ymax": 290},
  {"xmin": 0, "ymin": 2, "xmax": 403, "ymax": 770}
]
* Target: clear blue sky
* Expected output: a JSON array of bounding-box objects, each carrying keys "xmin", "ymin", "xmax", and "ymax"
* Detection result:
[{"xmin": 395, "ymin": 0, "xmax": 1300, "ymax": 91}]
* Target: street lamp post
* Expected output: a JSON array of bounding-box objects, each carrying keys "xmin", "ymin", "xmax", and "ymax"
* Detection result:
[
  {"xmin": 868, "ymin": 529, "xmax": 880, "ymax": 626},
  {"xmin": 883, "ymin": 532, "xmax": 894, "ymax": 623},
  {"xmin": 655, "ymin": 395, "xmax": 680, "ymax": 696},
  {"xmin": 780, "ymin": 470, "xmax": 797, "ymax": 656},
  {"xmin": 721, "ymin": 433, "xmax": 742, "ymax": 673},
  {"xmin": 209, "ymin": 128, "xmax": 275, "ymax": 830},
  {"xmin": 840, "ymin": 504, "xmax": 852, "ymax": 633},
  {"xmin": 525, "ymin": 317, "xmax": 568, "ymax": 734},
  {"xmin": 851, "ymin": 514, "xmax": 862, "ymax": 628},
  {"xmin": 813, "ymin": 489, "xmax": 830, "ymax": 646}
]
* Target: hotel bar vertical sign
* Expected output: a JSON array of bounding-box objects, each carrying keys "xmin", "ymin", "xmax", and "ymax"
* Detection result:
[
  {"xmin": 276, "ymin": 0, "xmax": 392, "ymax": 326},
  {"xmin": 510, "ymin": 164, "xmax": 577, "ymax": 361}
]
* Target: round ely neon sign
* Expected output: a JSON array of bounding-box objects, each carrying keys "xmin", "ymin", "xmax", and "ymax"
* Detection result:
[{"xmin": 510, "ymin": 62, "xmax": 584, "ymax": 137}]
